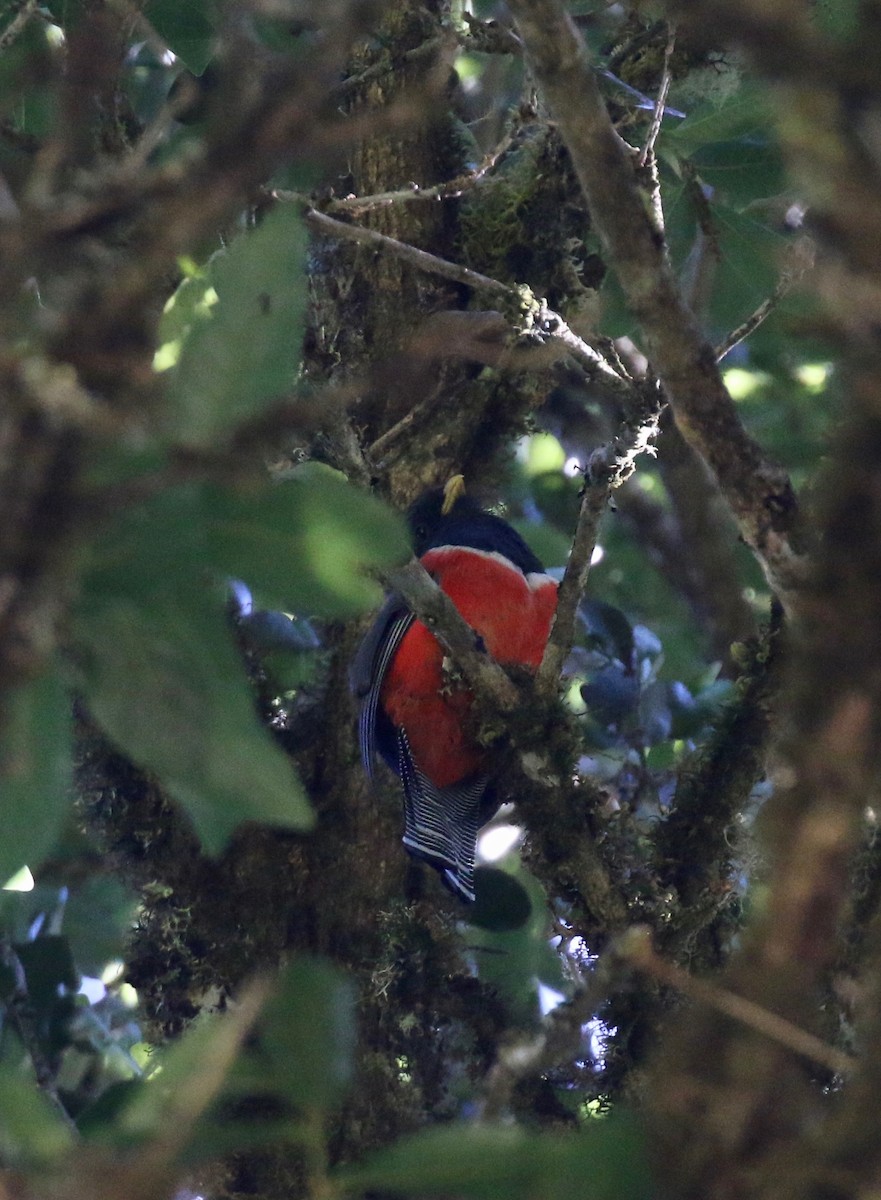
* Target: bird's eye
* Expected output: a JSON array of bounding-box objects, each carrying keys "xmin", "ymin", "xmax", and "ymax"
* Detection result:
[{"xmin": 415, "ymin": 524, "xmax": 428, "ymax": 541}]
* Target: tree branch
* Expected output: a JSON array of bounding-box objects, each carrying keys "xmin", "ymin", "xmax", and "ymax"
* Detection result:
[
  {"xmin": 620, "ymin": 927, "xmax": 855, "ymax": 1077},
  {"xmin": 381, "ymin": 560, "xmax": 520, "ymax": 713},
  {"xmin": 506, "ymin": 0, "xmax": 808, "ymax": 610},
  {"xmin": 301, "ymin": 207, "xmax": 633, "ymax": 397},
  {"xmin": 536, "ymin": 390, "xmax": 663, "ymax": 695}
]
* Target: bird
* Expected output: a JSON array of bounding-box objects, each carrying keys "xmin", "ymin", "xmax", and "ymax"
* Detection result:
[{"xmin": 351, "ymin": 475, "xmax": 558, "ymax": 902}]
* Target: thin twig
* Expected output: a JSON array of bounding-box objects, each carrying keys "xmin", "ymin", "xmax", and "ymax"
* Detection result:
[
  {"xmin": 331, "ymin": 33, "xmax": 447, "ymax": 99},
  {"xmin": 303, "ymin": 206, "xmax": 511, "ymax": 296},
  {"xmin": 639, "ymin": 26, "xmax": 676, "ymax": 169},
  {"xmin": 714, "ymin": 241, "xmax": 813, "ymax": 361},
  {"xmin": 301, "ymin": 207, "xmax": 632, "ymax": 393},
  {"xmin": 536, "ymin": 393, "xmax": 663, "ymax": 695},
  {"xmin": 619, "ymin": 927, "xmax": 856, "ymax": 1077},
  {"xmin": 543, "ymin": 309, "xmax": 635, "ymax": 398},
  {"xmin": 321, "ymin": 135, "xmax": 515, "ymax": 215}
]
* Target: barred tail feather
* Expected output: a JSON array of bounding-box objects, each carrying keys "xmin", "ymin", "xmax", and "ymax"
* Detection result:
[{"xmin": 397, "ymin": 730, "xmax": 486, "ymax": 902}]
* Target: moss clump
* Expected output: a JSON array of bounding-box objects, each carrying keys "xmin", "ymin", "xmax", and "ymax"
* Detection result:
[{"xmin": 459, "ymin": 120, "xmax": 605, "ymax": 313}]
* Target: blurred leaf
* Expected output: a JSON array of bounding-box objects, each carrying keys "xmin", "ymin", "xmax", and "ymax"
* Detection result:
[
  {"xmin": 43, "ymin": 876, "xmax": 137, "ymax": 977},
  {"xmin": 579, "ymin": 599, "xmax": 635, "ymax": 667},
  {"xmin": 0, "ymin": 1067, "xmax": 75, "ymax": 1166},
  {"xmin": 14, "ymin": 936, "xmax": 79, "ymax": 1061},
  {"xmin": 73, "ymin": 584, "xmax": 313, "ymax": 854},
  {"xmin": 0, "ymin": 665, "xmax": 72, "ymax": 883},
  {"xmin": 86, "ymin": 470, "xmax": 407, "ymax": 619},
  {"xmin": 511, "ymin": 517, "xmax": 572, "ymax": 572},
  {"xmin": 118, "ymin": 979, "xmax": 270, "ymax": 1160},
  {"xmin": 164, "ymin": 205, "xmax": 307, "ymax": 445},
  {"xmin": 258, "ymin": 957, "xmax": 356, "ymax": 1107},
  {"xmin": 144, "ymin": 0, "xmax": 217, "ymax": 75},
  {"xmin": 238, "ymin": 610, "xmax": 319, "ymax": 656},
  {"xmin": 15, "ymin": 936, "xmax": 78, "ymax": 1006},
  {"xmin": 42, "ymin": 0, "xmax": 86, "ymax": 26},
  {"xmin": 337, "ymin": 1113, "xmax": 652, "ymax": 1200},
  {"xmin": 813, "ymin": 0, "xmax": 860, "ymax": 39},
  {"xmin": 581, "ymin": 666, "xmax": 639, "ymax": 728},
  {"xmin": 207, "ymin": 465, "xmax": 409, "ymax": 615},
  {"xmin": 710, "ymin": 203, "xmax": 789, "ymax": 331},
  {"xmin": 77, "ymin": 1078, "xmax": 144, "ymax": 1138}
]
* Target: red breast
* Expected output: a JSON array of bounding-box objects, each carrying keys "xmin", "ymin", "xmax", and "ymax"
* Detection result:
[{"xmin": 380, "ymin": 545, "xmax": 557, "ymax": 787}]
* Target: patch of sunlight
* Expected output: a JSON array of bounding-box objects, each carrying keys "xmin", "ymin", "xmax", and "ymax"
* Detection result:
[
  {"xmin": 178, "ymin": 255, "xmax": 205, "ymax": 279},
  {"xmin": 477, "ymin": 823, "xmax": 522, "ymax": 863},
  {"xmin": 130, "ymin": 1043, "xmax": 153, "ymax": 1070},
  {"xmin": 524, "ymin": 432, "xmax": 566, "ymax": 475},
  {"xmin": 153, "ymin": 339, "xmax": 182, "ymax": 372},
  {"xmin": 3, "ymin": 865, "xmax": 34, "ymax": 891},
  {"xmin": 102, "ymin": 960, "xmax": 126, "ymax": 986},
  {"xmin": 724, "ymin": 367, "xmax": 767, "ymax": 401},
  {"xmin": 538, "ymin": 983, "xmax": 566, "ymax": 1016},
  {"xmin": 795, "ymin": 362, "xmax": 831, "ymax": 392},
  {"xmin": 454, "ymin": 54, "xmax": 481, "ymax": 85},
  {"xmin": 119, "ymin": 982, "xmax": 139, "ymax": 1009},
  {"xmin": 79, "ymin": 976, "xmax": 106, "ymax": 1004}
]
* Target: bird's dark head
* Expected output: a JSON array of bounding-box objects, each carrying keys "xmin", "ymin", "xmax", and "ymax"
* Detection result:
[
  {"xmin": 408, "ymin": 476, "xmax": 486, "ymax": 557},
  {"xmin": 407, "ymin": 475, "xmax": 545, "ymax": 574}
]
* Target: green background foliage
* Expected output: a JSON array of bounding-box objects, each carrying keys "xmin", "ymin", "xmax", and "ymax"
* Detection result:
[{"xmin": 0, "ymin": 1, "xmax": 849, "ymax": 1199}]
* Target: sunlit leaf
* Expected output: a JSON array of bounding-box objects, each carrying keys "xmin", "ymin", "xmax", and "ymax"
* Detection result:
[
  {"xmin": 207, "ymin": 466, "xmax": 409, "ymax": 615},
  {"xmin": 164, "ymin": 205, "xmax": 308, "ymax": 446}
]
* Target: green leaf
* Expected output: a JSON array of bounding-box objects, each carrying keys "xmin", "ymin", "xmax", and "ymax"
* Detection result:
[
  {"xmin": 42, "ymin": 876, "xmax": 138, "ymax": 977},
  {"xmin": 813, "ymin": 0, "xmax": 860, "ymax": 40},
  {"xmin": 86, "ymin": 468, "xmax": 407, "ymax": 619},
  {"xmin": 467, "ymin": 871, "xmax": 564, "ymax": 1027},
  {"xmin": 661, "ymin": 82, "xmax": 773, "ymax": 155},
  {"xmin": 710, "ymin": 203, "xmax": 789, "ymax": 331},
  {"xmin": 688, "ymin": 139, "xmax": 786, "ymax": 212},
  {"xmin": 163, "ymin": 206, "xmax": 308, "ymax": 446},
  {"xmin": 144, "ymin": 0, "xmax": 217, "ymax": 75},
  {"xmin": 337, "ymin": 1114, "xmax": 652, "ymax": 1200},
  {"xmin": 73, "ymin": 584, "xmax": 313, "ymax": 854},
  {"xmin": 118, "ymin": 981, "xmax": 269, "ymax": 1157},
  {"xmin": 660, "ymin": 171, "xmax": 790, "ymax": 336},
  {"xmin": 207, "ymin": 465, "xmax": 409, "ymax": 615},
  {"xmin": 0, "ymin": 665, "xmax": 72, "ymax": 882},
  {"xmin": 258, "ymin": 958, "xmax": 356, "ymax": 1108},
  {"xmin": 0, "ymin": 1067, "xmax": 75, "ymax": 1166}
]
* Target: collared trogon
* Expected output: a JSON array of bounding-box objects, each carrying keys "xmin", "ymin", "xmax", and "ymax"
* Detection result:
[{"xmin": 352, "ymin": 476, "xmax": 558, "ymax": 902}]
